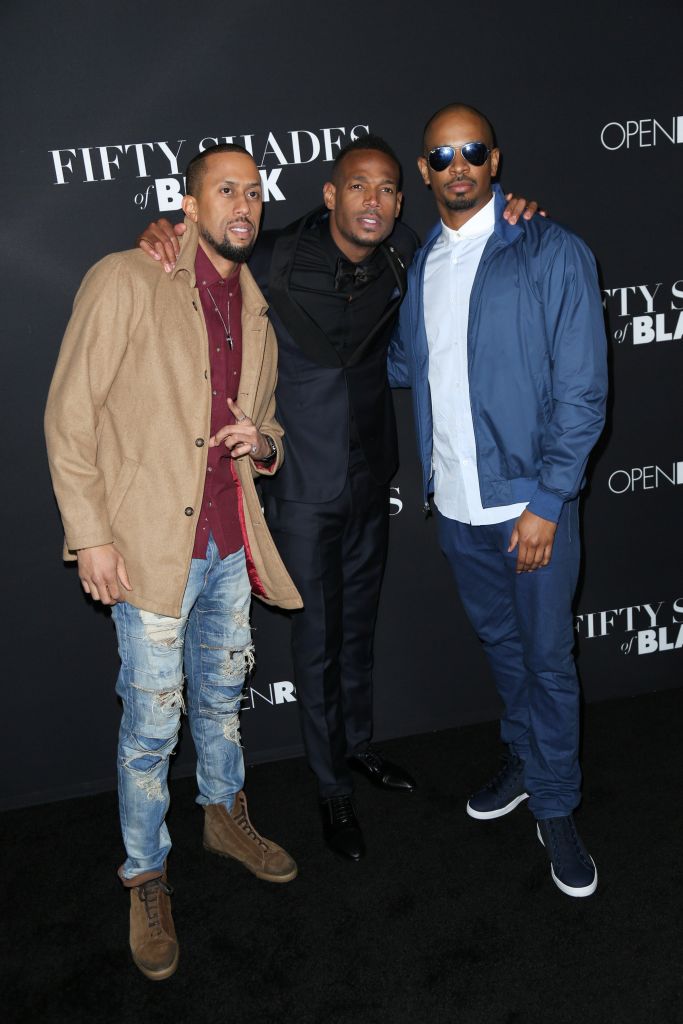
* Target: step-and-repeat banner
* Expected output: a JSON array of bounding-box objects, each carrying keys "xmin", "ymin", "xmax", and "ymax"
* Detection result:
[{"xmin": 1, "ymin": 1, "xmax": 680, "ymax": 807}]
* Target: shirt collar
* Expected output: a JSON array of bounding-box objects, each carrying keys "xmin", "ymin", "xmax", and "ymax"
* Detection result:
[
  {"xmin": 439, "ymin": 193, "xmax": 495, "ymax": 245},
  {"xmin": 194, "ymin": 243, "xmax": 241, "ymax": 288}
]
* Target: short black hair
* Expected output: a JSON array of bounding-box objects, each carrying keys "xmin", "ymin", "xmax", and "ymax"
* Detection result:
[
  {"xmin": 422, "ymin": 104, "xmax": 496, "ymax": 152},
  {"xmin": 332, "ymin": 133, "xmax": 402, "ymax": 187},
  {"xmin": 185, "ymin": 143, "xmax": 253, "ymax": 198}
]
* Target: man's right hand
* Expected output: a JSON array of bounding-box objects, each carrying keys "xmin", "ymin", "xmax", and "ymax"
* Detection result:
[
  {"xmin": 76, "ymin": 544, "xmax": 132, "ymax": 605},
  {"xmin": 137, "ymin": 218, "xmax": 185, "ymax": 272}
]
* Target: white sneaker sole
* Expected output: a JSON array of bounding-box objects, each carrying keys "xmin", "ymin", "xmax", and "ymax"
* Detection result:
[
  {"xmin": 466, "ymin": 792, "xmax": 529, "ymax": 820},
  {"xmin": 536, "ymin": 823, "xmax": 598, "ymax": 897}
]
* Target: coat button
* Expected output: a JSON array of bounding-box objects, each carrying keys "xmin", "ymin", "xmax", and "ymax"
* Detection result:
[
  {"xmin": 184, "ymin": 507, "xmax": 194, "ymax": 516},
  {"xmin": 195, "ymin": 438, "xmax": 205, "ymax": 447}
]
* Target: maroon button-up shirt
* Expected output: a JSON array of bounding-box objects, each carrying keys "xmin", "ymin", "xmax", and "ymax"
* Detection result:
[{"xmin": 192, "ymin": 245, "xmax": 243, "ymax": 559}]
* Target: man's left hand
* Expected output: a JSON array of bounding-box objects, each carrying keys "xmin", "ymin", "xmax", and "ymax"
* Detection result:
[
  {"xmin": 210, "ymin": 398, "xmax": 271, "ymax": 461},
  {"xmin": 502, "ymin": 193, "xmax": 548, "ymax": 225},
  {"xmin": 508, "ymin": 509, "xmax": 557, "ymax": 573}
]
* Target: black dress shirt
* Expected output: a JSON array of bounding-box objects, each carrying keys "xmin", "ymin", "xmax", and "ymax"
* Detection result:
[{"xmin": 288, "ymin": 218, "xmax": 397, "ymax": 364}]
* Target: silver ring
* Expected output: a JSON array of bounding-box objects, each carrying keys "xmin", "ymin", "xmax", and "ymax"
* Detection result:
[
  {"xmin": 237, "ymin": 414, "xmax": 247, "ymax": 423},
  {"xmin": 251, "ymin": 444, "xmax": 257, "ymax": 454}
]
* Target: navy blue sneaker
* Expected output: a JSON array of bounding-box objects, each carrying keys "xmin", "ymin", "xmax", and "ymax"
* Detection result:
[
  {"xmin": 466, "ymin": 751, "xmax": 528, "ymax": 820},
  {"xmin": 537, "ymin": 815, "xmax": 598, "ymax": 897}
]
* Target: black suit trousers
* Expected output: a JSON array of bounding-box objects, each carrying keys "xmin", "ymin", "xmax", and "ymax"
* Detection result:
[{"xmin": 264, "ymin": 449, "xmax": 389, "ymax": 798}]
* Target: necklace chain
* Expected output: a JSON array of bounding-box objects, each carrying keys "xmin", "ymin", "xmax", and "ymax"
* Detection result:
[{"xmin": 205, "ymin": 285, "xmax": 233, "ymax": 350}]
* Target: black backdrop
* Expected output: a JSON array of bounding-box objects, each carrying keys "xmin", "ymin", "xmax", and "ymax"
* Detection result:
[{"xmin": 2, "ymin": 1, "xmax": 681, "ymax": 810}]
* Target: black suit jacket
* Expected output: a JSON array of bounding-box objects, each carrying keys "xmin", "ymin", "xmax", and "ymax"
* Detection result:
[{"xmin": 249, "ymin": 208, "xmax": 419, "ymax": 503}]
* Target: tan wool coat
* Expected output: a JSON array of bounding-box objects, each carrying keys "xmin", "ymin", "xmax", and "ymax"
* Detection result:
[{"xmin": 45, "ymin": 219, "xmax": 302, "ymax": 617}]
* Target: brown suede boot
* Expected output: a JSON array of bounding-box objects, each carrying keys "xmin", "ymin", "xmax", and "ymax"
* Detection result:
[
  {"xmin": 129, "ymin": 876, "xmax": 179, "ymax": 981},
  {"xmin": 203, "ymin": 791, "xmax": 298, "ymax": 883}
]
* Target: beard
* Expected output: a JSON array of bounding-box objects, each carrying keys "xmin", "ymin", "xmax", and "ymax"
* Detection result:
[
  {"xmin": 200, "ymin": 225, "xmax": 256, "ymax": 264},
  {"xmin": 442, "ymin": 177, "xmax": 478, "ymax": 212},
  {"xmin": 443, "ymin": 194, "xmax": 477, "ymax": 211}
]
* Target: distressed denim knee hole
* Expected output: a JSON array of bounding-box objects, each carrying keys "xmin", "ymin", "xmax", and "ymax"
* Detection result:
[
  {"xmin": 222, "ymin": 712, "xmax": 243, "ymax": 747},
  {"xmin": 223, "ymin": 642, "xmax": 255, "ymax": 678},
  {"xmin": 120, "ymin": 730, "xmax": 177, "ymax": 777}
]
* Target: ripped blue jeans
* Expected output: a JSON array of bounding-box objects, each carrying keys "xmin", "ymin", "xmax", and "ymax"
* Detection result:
[{"xmin": 111, "ymin": 539, "xmax": 253, "ymax": 882}]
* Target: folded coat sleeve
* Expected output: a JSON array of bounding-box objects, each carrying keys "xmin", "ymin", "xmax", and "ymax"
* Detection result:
[
  {"xmin": 248, "ymin": 313, "xmax": 285, "ymax": 477},
  {"xmin": 44, "ymin": 254, "xmax": 136, "ymax": 553},
  {"xmin": 526, "ymin": 232, "xmax": 608, "ymax": 523},
  {"xmin": 251, "ymin": 370, "xmax": 284, "ymax": 477}
]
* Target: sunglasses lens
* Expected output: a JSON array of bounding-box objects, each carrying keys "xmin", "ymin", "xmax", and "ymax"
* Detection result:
[
  {"xmin": 461, "ymin": 143, "xmax": 489, "ymax": 166},
  {"xmin": 428, "ymin": 146, "xmax": 455, "ymax": 171},
  {"xmin": 428, "ymin": 143, "xmax": 490, "ymax": 170}
]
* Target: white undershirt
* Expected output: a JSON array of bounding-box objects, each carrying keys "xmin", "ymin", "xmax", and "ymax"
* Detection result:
[{"xmin": 424, "ymin": 195, "xmax": 528, "ymax": 525}]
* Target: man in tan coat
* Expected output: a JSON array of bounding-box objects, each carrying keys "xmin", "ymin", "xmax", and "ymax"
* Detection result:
[{"xmin": 45, "ymin": 144, "xmax": 302, "ymax": 982}]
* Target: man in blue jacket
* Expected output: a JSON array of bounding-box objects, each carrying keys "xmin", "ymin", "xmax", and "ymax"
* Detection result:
[{"xmin": 389, "ymin": 103, "xmax": 607, "ymax": 897}]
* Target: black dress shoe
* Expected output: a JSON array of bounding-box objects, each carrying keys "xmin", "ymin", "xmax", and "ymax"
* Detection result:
[
  {"xmin": 348, "ymin": 748, "xmax": 416, "ymax": 792},
  {"xmin": 320, "ymin": 796, "xmax": 365, "ymax": 861}
]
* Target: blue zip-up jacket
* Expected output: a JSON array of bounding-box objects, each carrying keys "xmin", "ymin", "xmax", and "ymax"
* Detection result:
[{"xmin": 388, "ymin": 185, "xmax": 608, "ymax": 522}]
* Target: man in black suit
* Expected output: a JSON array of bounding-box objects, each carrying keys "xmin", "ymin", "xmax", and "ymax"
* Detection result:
[
  {"xmin": 250, "ymin": 137, "xmax": 419, "ymax": 860},
  {"xmin": 139, "ymin": 136, "xmax": 534, "ymax": 861}
]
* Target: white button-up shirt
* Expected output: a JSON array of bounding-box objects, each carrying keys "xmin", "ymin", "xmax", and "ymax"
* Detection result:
[{"xmin": 424, "ymin": 196, "xmax": 528, "ymax": 525}]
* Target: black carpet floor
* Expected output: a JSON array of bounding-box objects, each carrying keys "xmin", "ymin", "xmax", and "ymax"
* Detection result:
[{"xmin": 3, "ymin": 688, "xmax": 683, "ymax": 1024}]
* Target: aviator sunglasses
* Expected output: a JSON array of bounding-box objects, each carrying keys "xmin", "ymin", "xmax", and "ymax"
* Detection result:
[{"xmin": 427, "ymin": 142, "xmax": 491, "ymax": 171}]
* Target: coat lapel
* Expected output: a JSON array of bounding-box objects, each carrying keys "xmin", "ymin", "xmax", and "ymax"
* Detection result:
[{"xmin": 346, "ymin": 240, "xmax": 407, "ymax": 367}]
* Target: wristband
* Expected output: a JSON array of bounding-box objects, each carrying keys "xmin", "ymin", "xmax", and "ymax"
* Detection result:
[{"xmin": 258, "ymin": 434, "xmax": 278, "ymax": 466}]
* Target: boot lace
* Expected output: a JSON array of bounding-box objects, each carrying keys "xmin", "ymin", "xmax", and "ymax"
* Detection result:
[
  {"xmin": 234, "ymin": 799, "xmax": 268, "ymax": 851},
  {"xmin": 138, "ymin": 879, "xmax": 173, "ymax": 937}
]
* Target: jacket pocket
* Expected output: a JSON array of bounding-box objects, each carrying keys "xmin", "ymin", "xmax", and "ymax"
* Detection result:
[{"xmin": 106, "ymin": 457, "xmax": 139, "ymax": 524}]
